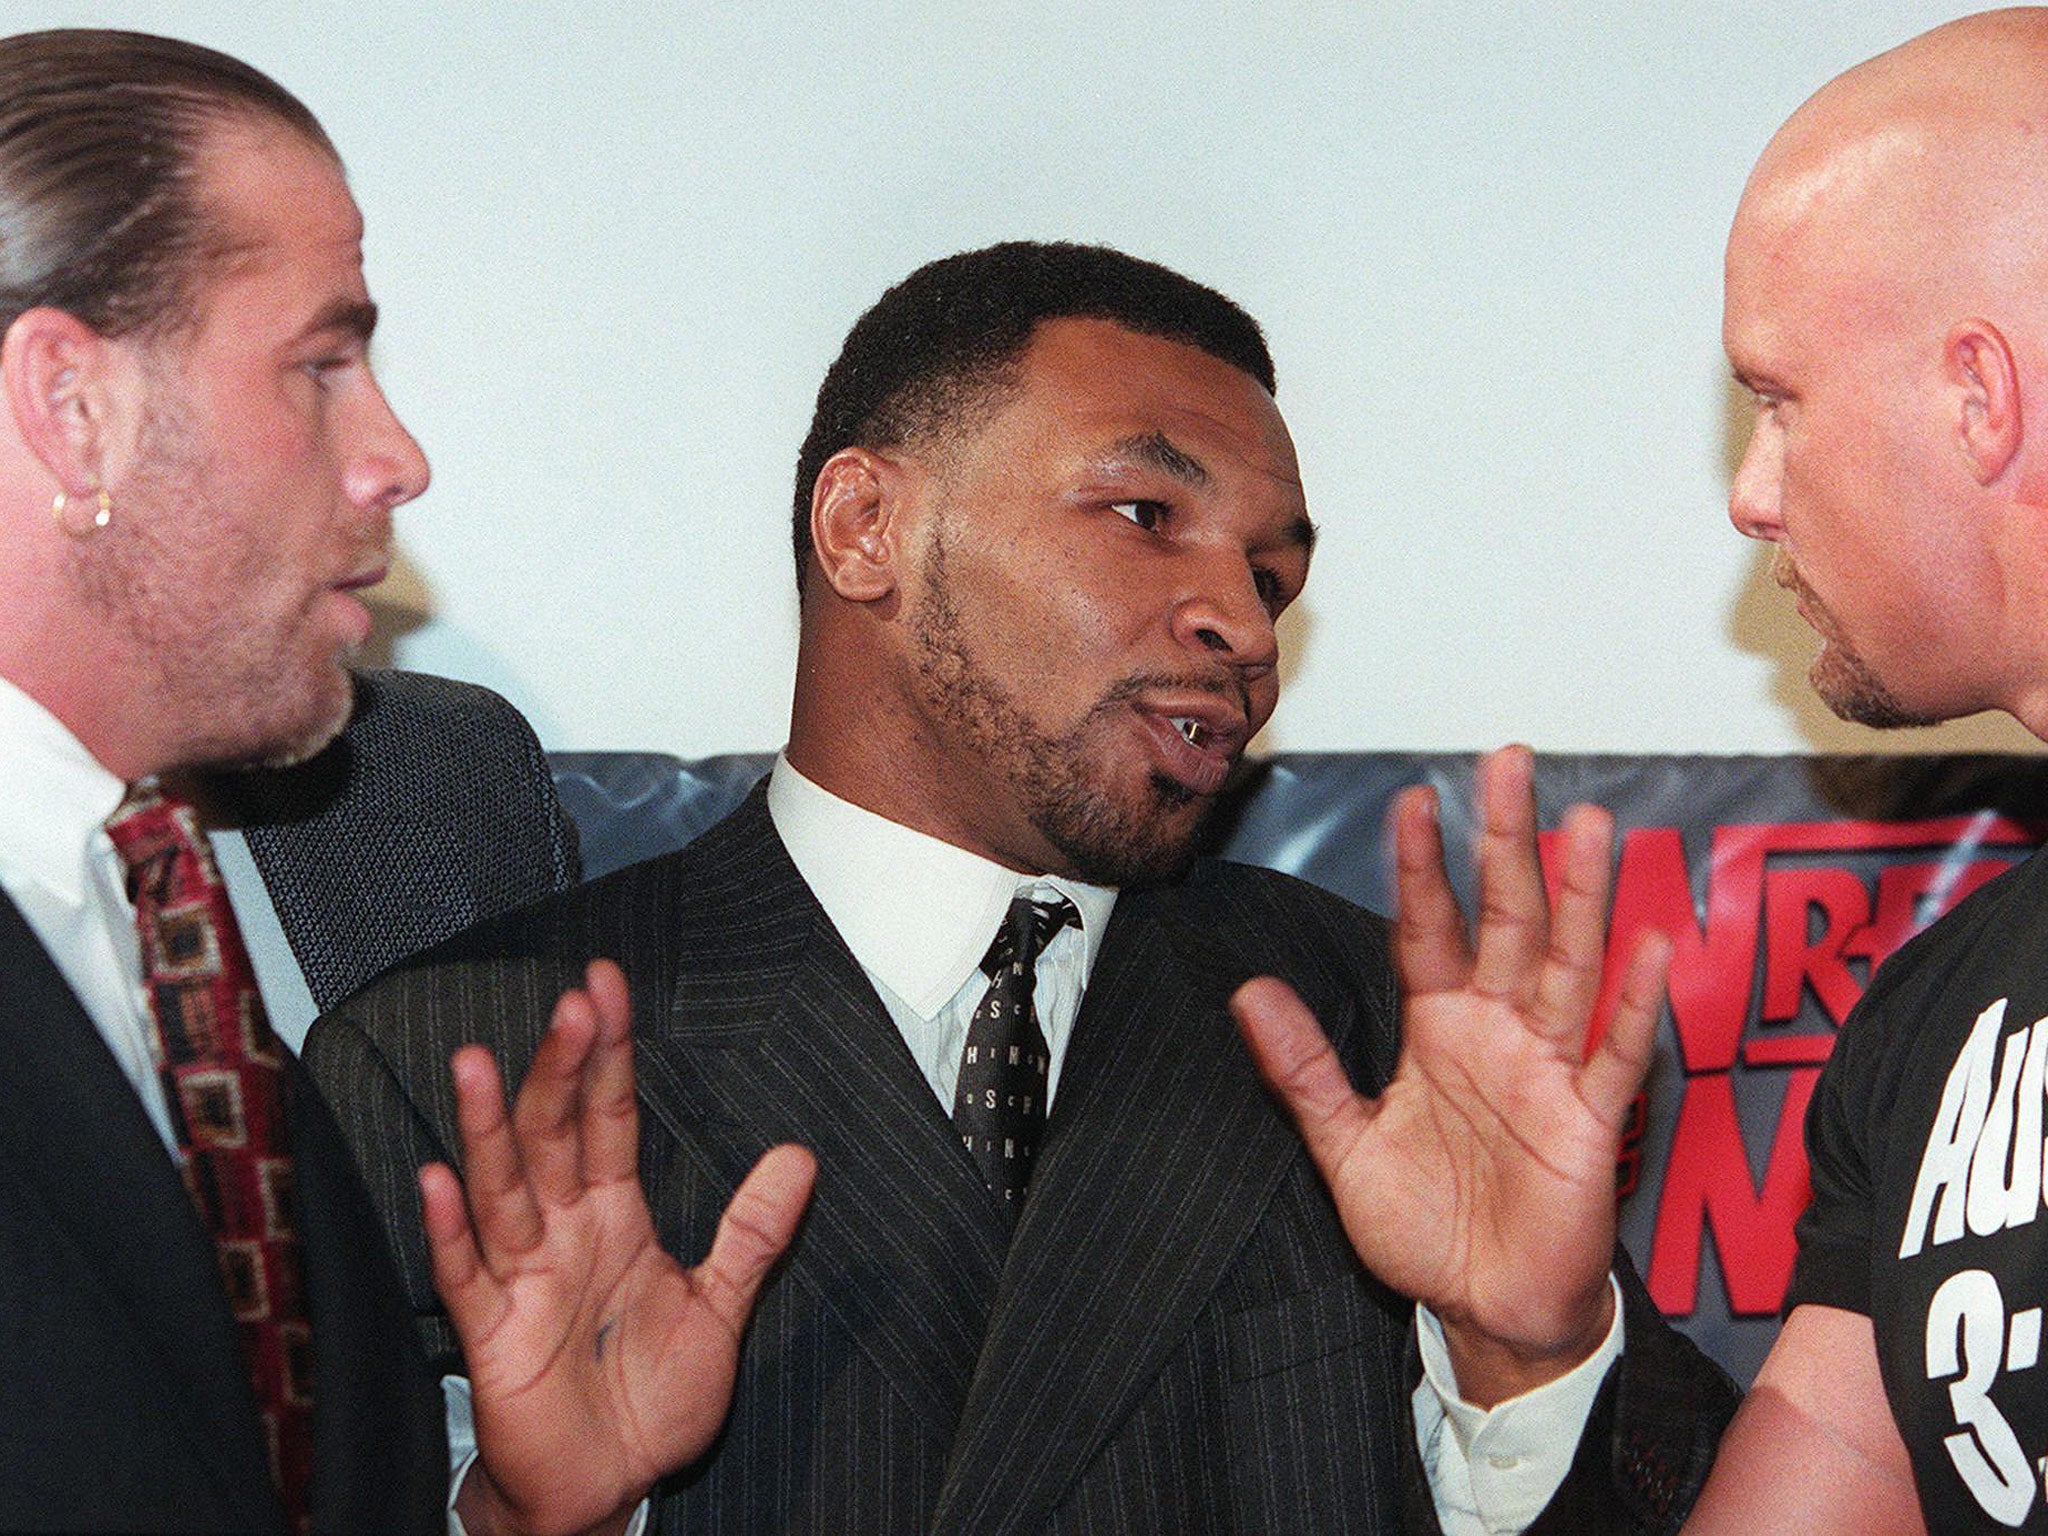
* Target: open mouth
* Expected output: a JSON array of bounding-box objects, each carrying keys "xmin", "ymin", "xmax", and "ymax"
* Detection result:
[{"xmin": 1137, "ymin": 702, "xmax": 1247, "ymax": 798}]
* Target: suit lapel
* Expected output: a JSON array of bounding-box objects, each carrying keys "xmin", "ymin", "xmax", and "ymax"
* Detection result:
[
  {"xmin": 631, "ymin": 796, "xmax": 1009, "ymax": 1445},
  {"xmin": 934, "ymin": 884, "xmax": 1354, "ymax": 1535},
  {"xmin": 0, "ymin": 895, "xmax": 280, "ymax": 1531}
]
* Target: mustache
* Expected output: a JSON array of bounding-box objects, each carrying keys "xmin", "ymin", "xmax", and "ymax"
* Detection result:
[
  {"xmin": 1769, "ymin": 546, "xmax": 1841, "ymax": 608},
  {"xmin": 1097, "ymin": 668, "xmax": 1253, "ymax": 720}
]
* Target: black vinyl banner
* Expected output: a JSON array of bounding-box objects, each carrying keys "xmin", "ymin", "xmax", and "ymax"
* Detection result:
[{"xmin": 552, "ymin": 748, "xmax": 2048, "ymax": 1383}]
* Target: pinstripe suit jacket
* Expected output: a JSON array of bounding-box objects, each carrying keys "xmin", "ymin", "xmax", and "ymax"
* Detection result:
[{"xmin": 308, "ymin": 788, "xmax": 1735, "ymax": 1535}]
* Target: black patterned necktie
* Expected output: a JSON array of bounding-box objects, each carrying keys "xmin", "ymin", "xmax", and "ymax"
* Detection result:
[
  {"xmin": 105, "ymin": 785, "xmax": 314, "ymax": 1536},
  {"xmin": 953, "ymin": 893, "xmax": 1080, "ymax": 1215}
]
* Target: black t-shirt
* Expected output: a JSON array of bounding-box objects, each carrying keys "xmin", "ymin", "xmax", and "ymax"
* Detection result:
[{"xmin": 1791, "ymin": 842, "xmax": 2048, "ymax": 1530}]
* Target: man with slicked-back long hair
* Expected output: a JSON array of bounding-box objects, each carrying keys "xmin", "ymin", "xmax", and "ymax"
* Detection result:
[
  {"xmin": 0, "ymin": 29, "xmax": 811, "ymax": 1536},
  {"xmin": 0, "ymin": 32, "xmax": 460, "ymax": 1534}
]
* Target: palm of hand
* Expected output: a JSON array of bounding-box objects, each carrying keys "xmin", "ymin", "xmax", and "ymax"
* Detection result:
[
  {"xmin": 1338, "ymin": 981, "xmax": 1629, "ymax": 1354},
  {"xmin": 423, "ymin": 961, "xmax": 816, "ymax": 1536},
  {"xmin": 459, "ymin": 1176, "xmax": 740, "ymax": 1517},
  {"xmin": 1234, "ymin": 750, "xmax": 1666, "ymax": 1401}
]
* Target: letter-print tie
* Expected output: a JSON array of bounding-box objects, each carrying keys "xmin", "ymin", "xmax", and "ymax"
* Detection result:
[{"xmin": 953, "ymin": 893, "xmax": 1080, "ymax": 1218}]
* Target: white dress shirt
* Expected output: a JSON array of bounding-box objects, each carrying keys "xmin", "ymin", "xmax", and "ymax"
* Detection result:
[
  {"xmin": 767, "ymin": 755, "xmax": 1116, "ymax": 1111},
  {"xmin": 0, "ymin": 676, "xmax": 178, "ymax": 1144},
  {"xmin": 767, "ymin": 754, "xmax": 1621, "ymax": 1535}
]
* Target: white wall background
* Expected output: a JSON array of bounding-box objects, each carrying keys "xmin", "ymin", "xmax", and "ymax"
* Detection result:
[{"xmin": 41, "ymin": 1, "xmax": 2040, "ymax": 756}]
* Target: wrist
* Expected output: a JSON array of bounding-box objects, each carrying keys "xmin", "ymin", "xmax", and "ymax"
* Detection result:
[
  {"xmin": 1438, "ymin": 1278, "xmax": 1616, "ymax": 1409},
  {"xmin": 452, "ymin": 1464, "xmax": 636, "ymax": 1536},
  {"xmin": 452, "ymin": 1459, "xmax": 519, "ymax": 1536}
]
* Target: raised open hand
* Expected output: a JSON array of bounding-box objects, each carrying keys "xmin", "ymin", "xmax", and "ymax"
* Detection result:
[
  {"xmin": 420, "ymin": 959, "xmax": 816, "ymax": 1536},
  {"xmin": 1233, "ymin": 746, "xmax": 1668, "ymax": 1405}
]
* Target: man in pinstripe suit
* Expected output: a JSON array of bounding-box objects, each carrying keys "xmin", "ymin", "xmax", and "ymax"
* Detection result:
[{"xmin": 312, "ymin": 242, "xmax": 1735, "ymax": 1534}]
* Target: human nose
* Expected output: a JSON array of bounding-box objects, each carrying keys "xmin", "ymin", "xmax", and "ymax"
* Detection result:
[
  {"xmin": 1170, "ymin": 550, "xmax": 1280, "ymax": 677},
  {"xmin": 346, "ymin": 374, "xmax": 431, "ymax": 515},
  {"xmin": 1728, "ymin": 415, "xmax": 1783, "ymax": 541}
]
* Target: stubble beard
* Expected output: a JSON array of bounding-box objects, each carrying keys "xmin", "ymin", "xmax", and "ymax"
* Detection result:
[
  {"xmin": 1809, "ymin": 643, "xmax": 1934, "ymax": 730},
  {"xmin": 907, "ymin": 533, "xmax": 1213, "ymax": 887},
  {"xmin": 1778, "ymin": 556, "xmax": 1937, "ymax": 730},
  {"xmin": 75, "ymin": 385, "xmax": 355, "ymax": 774}
]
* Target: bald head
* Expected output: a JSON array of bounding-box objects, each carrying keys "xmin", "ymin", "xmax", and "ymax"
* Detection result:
[
  {"xmin": 1740, "ymin": 9, "xmax": 2048, "ymax": 320},
  {"xmin": 1723, "ymin": 7, "xmax": 2048, "ymax": 736},
  {"xmin": 1773, "ymin": 5, "xmax": 2048, "ymax": 153}
]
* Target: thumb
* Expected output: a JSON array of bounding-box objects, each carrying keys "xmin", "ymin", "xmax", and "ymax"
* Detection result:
[
  {"xmin": 1232, "ymin": 977, "xmax": 1380, "ymax": 1184},
  {"xmin": 691, "ymin": 1143, "xmax": 817, "ymax": 1333}
]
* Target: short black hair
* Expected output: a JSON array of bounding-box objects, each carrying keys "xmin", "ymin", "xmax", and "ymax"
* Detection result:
[{"xmin": 791, "ymin": 240, "xmax": 1275, "ymax": 590}]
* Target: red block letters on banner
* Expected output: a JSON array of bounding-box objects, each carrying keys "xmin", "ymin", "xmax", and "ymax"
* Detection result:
[{"xmin": 1542, "ymin": 815, "xmax": 2033, "ymax": 1321}]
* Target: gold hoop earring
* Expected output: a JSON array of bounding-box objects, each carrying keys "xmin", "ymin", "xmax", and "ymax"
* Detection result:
[{"xmin": 52, "ymin": 487, "xmax": 112, "ymax": 538}]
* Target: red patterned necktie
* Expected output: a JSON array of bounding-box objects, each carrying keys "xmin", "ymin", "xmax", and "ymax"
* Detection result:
[{"xmin": 105, "ymin": 784, "xmax": 313, "ymax": 1534}]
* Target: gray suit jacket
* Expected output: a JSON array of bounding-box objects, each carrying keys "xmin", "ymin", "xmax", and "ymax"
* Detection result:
[
  {"xmin": 0, "ymin": 669, "xmax": 575, "ymax": 1534},
  {"xmin": 309, "ymin": 787, "xmax": 1735, "ymax": 1536},
  {"xmin": 217, "ymin": 667, "xmax": 581, "ymax": 1011}
]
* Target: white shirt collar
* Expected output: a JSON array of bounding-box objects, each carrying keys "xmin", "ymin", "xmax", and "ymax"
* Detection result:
[
  {"xmin": 766, "ymin": 753, "xmax": 1116, "ymax": 1019},
  {"xmin": 0, "ymin": 674, "xmax": 128, "ymax": 909}
]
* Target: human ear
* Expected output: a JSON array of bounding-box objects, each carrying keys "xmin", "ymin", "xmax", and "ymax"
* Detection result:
[
  {"xmin": 1947, "ymin": 319, "xmax": 2022, "ymax": 484},
  {"xmin": 0, "ymin": 306, "xmax": 120, "ymax": 498},
  {"xmin": 808, "ymin": 447, "xmax": 903, "ymax": 602}
]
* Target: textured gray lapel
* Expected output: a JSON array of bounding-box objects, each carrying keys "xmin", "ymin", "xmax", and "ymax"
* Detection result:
[
  {"xmin": 632, "ymin": 793, "xmax": 1012, "ymax": 1445},
  {"xmin": 934, "ymin": 884, "xmax": 1352, "ymax": 1534},
  {"xmin": 222, "ymin": 669, "xmax": 578, "ymax": 1011},
  {"xmin": 0, "ymin": 895, "xmax": 280, "ymax": 1530}
]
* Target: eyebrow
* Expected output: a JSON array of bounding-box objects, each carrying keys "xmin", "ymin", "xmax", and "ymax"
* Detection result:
[
  {"xmin": 1110, "ymin": 431, "xmax": 1211, "ymax": 487},
  {"xmin": 300, "ymin": 297, "xmax": 379, "ymax": 345},
  {"xmin": 1729, "ymin": 363, "xmax": 1783, "ymax": 395},
  {"xmin": 1105, "ymin": 429, "xmax": 1317, "ymax": 555}
]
